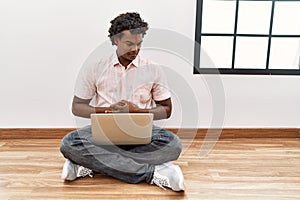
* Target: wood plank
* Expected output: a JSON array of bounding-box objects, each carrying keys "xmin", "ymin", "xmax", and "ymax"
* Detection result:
[
  {"xmin": 1, "ymin": 138, "xmax": 300, "ymax": 199},
  {"xmin": 0, "ymin": 128, "xmax": 299, "ymax": 139}
]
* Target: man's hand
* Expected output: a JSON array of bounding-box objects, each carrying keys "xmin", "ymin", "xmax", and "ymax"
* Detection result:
[{"xmin": 110, "ymin": 100, "xmax": 139, "ymax": 113}]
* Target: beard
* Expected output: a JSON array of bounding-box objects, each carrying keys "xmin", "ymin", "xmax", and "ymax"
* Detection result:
[{"xmin": 123, "ymin": 51, "xmax": 139, "ymax": 61}]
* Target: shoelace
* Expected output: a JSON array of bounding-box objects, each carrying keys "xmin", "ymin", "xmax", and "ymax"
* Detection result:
[
  {"xmin": 151, "ymin": 173, "xmax": 171, "ymax": 190},
  {"xmin": 77, "ymin": 166, "xmax": 93, "ymax": 178}
]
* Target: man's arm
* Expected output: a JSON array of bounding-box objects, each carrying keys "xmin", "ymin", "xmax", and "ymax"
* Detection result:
[
  {"xmin": 110, "ymin": 98, "xmax": 172, "ymax": 120},
  {"xmin": 152, "ymin": 98, "xmax": 172, "ymax": 120},
  {"xmin": 72, "ymin": 95, "xmax": 172, "ymax": 120},
  {"xmin": 72, "ymin": 96, "xmax": 112, "ymax": 118}
]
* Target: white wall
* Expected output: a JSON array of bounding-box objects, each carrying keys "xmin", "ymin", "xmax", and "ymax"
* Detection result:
[{"xmin": 0, "ymin": 0, "xmax": 299, "ymax": 128}]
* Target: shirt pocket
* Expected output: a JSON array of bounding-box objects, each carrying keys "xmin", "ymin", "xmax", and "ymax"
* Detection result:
[{"xmin": 132, "ymin": 84, "xmax": 153, "ymax": 104}]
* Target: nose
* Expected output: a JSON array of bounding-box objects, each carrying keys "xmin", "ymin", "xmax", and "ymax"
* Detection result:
[{"xmin": 131, "ymin": 45, "xmax": 139, "ymax": 52}]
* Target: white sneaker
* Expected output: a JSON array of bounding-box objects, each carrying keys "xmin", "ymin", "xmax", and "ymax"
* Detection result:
[
  {"xmin": 61, "ymin": 159, "xmax": 93, "ymax": 181},
  {"xmin": 151, "ymin": 162, "xmax": 185, "ymax": 191}
]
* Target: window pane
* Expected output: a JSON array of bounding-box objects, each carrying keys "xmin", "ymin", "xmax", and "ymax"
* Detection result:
[
  {"xmin": 202, "ymin": 0, "xmax": 236, "ymax": 33},
  {"xmin": 237, "ymin": 1, "xmax": 272, "ymax": 34},
  {"xmin": 269, "ymin": 38, "xmax": 300, "ymax": 69},
  {"xmin": 235, "ymin": 37, "xmax": 268, "ymax": 69},
  {"xmin": 272, "ymin": 1, "xmax": 300, "ymax": 35},
  {"xmin": 200, "ymin": 36, "xmax": 233, "ymax": 68}
]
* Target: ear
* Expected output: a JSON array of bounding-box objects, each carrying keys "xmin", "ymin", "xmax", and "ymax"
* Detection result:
[{"xmin": 114, "ymin": 36, "xmax": 120, "ymax": 45}]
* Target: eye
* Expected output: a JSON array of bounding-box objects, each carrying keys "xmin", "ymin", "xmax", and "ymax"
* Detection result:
[{"xmin": 126, "ymin": 42, "xmax": 134, "ymax": 46}]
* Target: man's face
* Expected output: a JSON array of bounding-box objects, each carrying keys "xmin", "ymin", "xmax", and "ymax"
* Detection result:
[{"xmin": 114, "ymin": 30, "xmax": 143, "ymax": 63}]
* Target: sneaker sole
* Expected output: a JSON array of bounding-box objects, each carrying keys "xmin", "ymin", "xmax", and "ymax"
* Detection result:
[
  {"xmin": 61, "ymin": 160, "xmax": 76, "ymax": 181},
  {"xmin": 173, "ymin": 165, "xmax": 185, "ymax": 191}
]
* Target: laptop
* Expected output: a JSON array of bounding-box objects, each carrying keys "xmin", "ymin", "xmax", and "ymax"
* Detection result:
[{"xmin": 91, "ymin": 113, "xmax": 153, "ymax": 145}]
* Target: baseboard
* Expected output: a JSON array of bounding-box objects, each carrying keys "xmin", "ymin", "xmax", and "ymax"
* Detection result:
[
  {"xmin": 0, "ymin": 128, "xmax": 299, "ymax": 139},
  {"xmin": 0, "ymin": 128, "xmax": 76, "ymax": 139}
]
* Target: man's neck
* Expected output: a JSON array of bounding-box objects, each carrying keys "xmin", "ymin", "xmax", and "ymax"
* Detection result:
[{"xmin": 118, "ymin": 57, "xmax": 131, "ymax": 68}]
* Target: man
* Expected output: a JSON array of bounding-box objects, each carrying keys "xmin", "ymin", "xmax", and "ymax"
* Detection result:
[{"xmin": 60, "ymin": 12, "xmax": 185, "ymax": 192}]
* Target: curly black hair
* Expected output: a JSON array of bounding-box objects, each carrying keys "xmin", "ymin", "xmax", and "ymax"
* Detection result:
[{"xmin": 108, "ymin": 12, "xmax": 149, "ymax": 45}]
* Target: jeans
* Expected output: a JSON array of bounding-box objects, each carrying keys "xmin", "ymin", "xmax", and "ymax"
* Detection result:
[{"xmin": 60, "ymin": 125, "xmax": 182, "ymax": 184}]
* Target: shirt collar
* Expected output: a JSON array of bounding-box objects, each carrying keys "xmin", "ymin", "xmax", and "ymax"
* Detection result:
[{"xmin": 112, "ymin": 53, "xmax": 139, "ymax": 68}]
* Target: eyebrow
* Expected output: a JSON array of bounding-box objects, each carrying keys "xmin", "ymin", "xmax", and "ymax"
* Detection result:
[{"xmin": 125, "ymin": 41, "xmax": 143, "ymax": 45}]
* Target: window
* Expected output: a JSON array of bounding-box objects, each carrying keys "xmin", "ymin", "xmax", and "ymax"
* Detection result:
[{"xmin": 194, "ymin": 0, "xmax": 300, "ymax": 75}]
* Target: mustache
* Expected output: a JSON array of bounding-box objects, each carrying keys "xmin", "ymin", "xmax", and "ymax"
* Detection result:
[{"xmin": 121, "ymin": 51, "xmax": 139, "ymax": 56}]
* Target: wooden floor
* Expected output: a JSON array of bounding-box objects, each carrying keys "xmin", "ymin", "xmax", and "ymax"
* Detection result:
[{"xmin": 1, "ymin": 137, "xmax": 300, "ymax": 199}]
